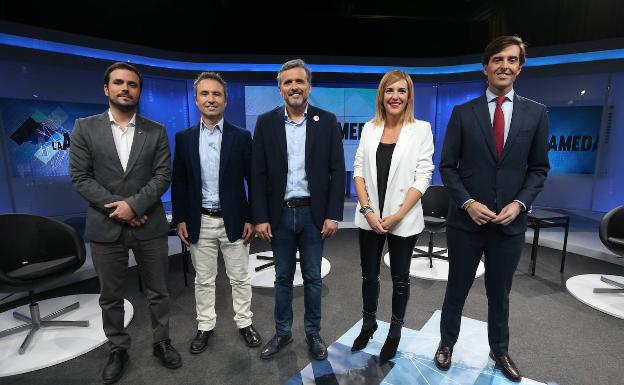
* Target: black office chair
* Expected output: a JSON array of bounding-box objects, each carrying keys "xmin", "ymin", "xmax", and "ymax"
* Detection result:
[
  {"xmin": 413, "ymin": 185, "xmax": 450, "ymax": 268},
  {"xmin": 594, "ymin": 205, "xmax": 624, "ymax": 293},
  {"xmin": 0, "ymin": 214, "xmax": 89, "ymax": 354}
]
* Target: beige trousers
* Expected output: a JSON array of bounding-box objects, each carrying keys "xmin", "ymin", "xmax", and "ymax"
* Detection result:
[{"xmin": 189, "ymin": 215, "xmax": 253, "ymax": 331}]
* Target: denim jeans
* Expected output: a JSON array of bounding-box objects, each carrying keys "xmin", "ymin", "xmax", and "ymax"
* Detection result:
[{"xmin": 271, "ymin": 206, "xmax": 324, "ymax": 336}]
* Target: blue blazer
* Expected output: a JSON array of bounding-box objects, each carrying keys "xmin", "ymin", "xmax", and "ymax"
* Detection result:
[
  {"xmin": 251, "ymin": 105, "xmax": 345, "ymax": 230},
  {"xmin": 439, "ymin": 93, "xmax": 550, "ymax": 235},
  {"xmin": 172, "ymin": 120, "xmax": 252, "ymax": 243}
]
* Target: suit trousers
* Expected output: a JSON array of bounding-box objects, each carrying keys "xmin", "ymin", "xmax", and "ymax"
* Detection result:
[
  {"xmin": 189, "ymin": 214, "xmax": 253, "ymax": 331},
  {"xmin": 358, "ymin": 229, "xmax": 417, "ymax": 325},
  {"xmin": 440, "ymin": 224, "xmax": 524, "ymax": 356},
  {"xmin": 90, "ymin": 228, "xmax": 170, "ymax": 351}
]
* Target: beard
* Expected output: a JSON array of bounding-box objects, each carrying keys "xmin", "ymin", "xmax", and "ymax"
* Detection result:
[
  {"xmin": 109, "ymin": 95, "xmax": 138, "ymax": 112},
  {"xmin": 285, "ymin": 94, "xmax": 307, "ymax": 109}
]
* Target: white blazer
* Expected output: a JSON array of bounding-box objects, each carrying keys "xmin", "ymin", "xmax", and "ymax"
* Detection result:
[{"xmin": 353, "ymin": 119, "xmax": 434, "ymax": 237}]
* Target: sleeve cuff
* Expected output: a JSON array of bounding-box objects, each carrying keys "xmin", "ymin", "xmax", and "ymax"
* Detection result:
[{"xmin": 513, "ymin": 200, "xmax": 527, "ymax": 212}]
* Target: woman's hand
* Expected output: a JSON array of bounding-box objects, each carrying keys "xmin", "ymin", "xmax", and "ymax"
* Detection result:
[
  {"xmin": 381, "ymin": 213, "xmax": 403, "ymax": 230},
  {"xmin": 365, "ymin": 212, "xmax": 388, "ymax": 234}
]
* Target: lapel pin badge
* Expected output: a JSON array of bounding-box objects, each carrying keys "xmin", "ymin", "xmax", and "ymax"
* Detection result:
[{"xmin": 313, "ymin": 115, "xmax": 319, "ymax": 122}]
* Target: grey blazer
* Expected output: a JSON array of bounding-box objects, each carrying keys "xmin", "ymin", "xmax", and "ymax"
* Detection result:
[{"xmin": 70, "ymin": 111, "xmax": 171, "ymax": 242}]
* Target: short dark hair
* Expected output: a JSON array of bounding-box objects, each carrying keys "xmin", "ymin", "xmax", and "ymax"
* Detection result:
[
  {"xmin": 482, "ymin": 36, "xmax": 527, "ymax": 66},
  {"xmin": 193, "ymin": 72, "xmax": 228, "ymax": 98},
  {"xmin": 104, "ymin": 62, "xmax": 143, "ymax": 89}
]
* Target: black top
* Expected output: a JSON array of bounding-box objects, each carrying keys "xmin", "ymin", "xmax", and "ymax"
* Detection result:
[{"xmin": 376, "ymin": 142, "xmax": 396, "ymax": 215}]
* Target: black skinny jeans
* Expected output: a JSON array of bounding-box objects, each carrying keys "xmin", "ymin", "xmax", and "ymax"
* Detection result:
[{"xmin": 358, "ymin": 229, "xmax": 417, "ymax": 325}]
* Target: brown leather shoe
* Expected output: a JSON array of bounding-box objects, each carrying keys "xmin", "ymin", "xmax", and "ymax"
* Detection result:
[
  {"xmin": 433, "ymin": 342, "xmax": 453, "ymax": 371},
  {"xmin": 489, "ymin": 351, "xmax": 522, "ymax": 382}
]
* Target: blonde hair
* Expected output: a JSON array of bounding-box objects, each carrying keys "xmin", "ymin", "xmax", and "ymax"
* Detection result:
[{"xmin": 371, "ymin": 70, "xmax": 416, "ymax": 126}]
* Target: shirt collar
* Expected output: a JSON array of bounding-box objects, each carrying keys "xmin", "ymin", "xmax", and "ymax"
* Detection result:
[
  {"xmin": 108, "ymin": 109, "xmax": 136, "ymax": 127},
  {"xmin": 200, "ymin": 117, "xmax": 224, "ymax": 132},
  {"xmin": 486, "ymin": 88, "xmax": 514, "ymax": 104},
  {"xmin": 284, "ymin": 104, "xmax": 308, "ymax": 124}
]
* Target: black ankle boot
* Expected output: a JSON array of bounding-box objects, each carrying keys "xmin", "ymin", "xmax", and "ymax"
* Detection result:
[
  {"xmin": 351, "ymin": 323, "xmax": 378, "ymax": 351},
  {"xmin": 379, "ymin": 322, "xmax": 402, "ymax": 363}
]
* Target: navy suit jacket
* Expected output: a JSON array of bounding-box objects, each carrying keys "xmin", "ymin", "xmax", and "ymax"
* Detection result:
[
  {"xmin": 171, "ymin": 120, "xmax": 252, "ymax": 243},
  {"xmin": 251, "ymin": 105, "xmax": 345, "ymax": 230},
  {"xmin": 439, "ymin": 93, "xmax": 550, "ymax": 235}
]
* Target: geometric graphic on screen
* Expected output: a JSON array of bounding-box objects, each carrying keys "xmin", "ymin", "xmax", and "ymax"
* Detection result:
[
  {"xmin": 547, "ymin": 105, "xmax": 602, "ymax": 174},
  {"xmin": 285, "ymin": 310, "xmax": 551, "ymax": 385},
  {"xmin": 0, "ymin": 98, "xmax": 105, "ymax": 178}
]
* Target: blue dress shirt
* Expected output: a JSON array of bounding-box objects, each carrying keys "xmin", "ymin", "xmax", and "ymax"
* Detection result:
[
  {"xmin": 284, "ymin": 107, "xmax": 310, "ymax": 200},
  {"xmin": 199, "ymin": 118, "xmax": 223, "ymax": 209}
]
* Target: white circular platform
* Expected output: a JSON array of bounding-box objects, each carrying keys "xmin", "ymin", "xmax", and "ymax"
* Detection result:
[
  {"xmin": 383, "ymin": 246, "xmax": 485, "ymax": 281},
  {"xmin": 0, "ymin": 294, "xmax": 134, "ymax": 377},
  {"xmin": 566, "ymin": 274, "xmax": 624, "ymax": 319},
  {"xmin": 248, "ymin": 251, "xmax": 331, "ymax": 288}
]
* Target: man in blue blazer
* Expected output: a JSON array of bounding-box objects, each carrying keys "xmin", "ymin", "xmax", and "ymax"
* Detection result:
[
  {"xmin": 435, "ymin": 36, "xmax": 550, "ymax": 382},
  {"xmin": 252, "ymin": 59, "xmax": 345, "ymax": 360},
  {"xmin": 172, "ymin": 72, "xmax": 261, "ymax": 355}
]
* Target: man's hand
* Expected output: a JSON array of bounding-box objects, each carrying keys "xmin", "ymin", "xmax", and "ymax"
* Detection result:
[
  {"xmin": 255, "ymin": 222, "xmax": 272, "ymax": 242},
  {"xmin": 381, "ymin": 213, "xmax": 403, "ymax": 231},
  {"xmin": 105, "ymin": 200, "xmax": 136, "ymax": 222},
  {"xmin": 466, "ymin": 201, "xmax": 497, "ymax": 225},
  {"xmin": 492, "ymin": 202, "xmax": 523, "ymax": 226},
  {"xmin": 365, "ymin": 212, "xmax": 388, "ymax": 234},
  {"xmin": 176, "ymin": 222, "xmax": 190, "ymax": 246},
  {"xmin": 242, "ymin": 222, "xmax": 255, "ymax": 245},
  {"xmin": 321, "ymin": 219, "xmax": 338, "ymax": 239},
  {"xmin": 129, "ymin": 215, "xmax": 148, "ymax": 228}
]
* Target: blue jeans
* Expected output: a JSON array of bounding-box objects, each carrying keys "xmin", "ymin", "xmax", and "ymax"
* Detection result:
[{"xmin": 271, "ymin": 206, "xmax": 324, "ymax": 336}]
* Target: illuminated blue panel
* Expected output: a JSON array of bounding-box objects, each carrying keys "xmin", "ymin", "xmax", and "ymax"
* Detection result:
[
  {"xmin": 2, "ymin": 33, "xmax": 624, "ymax": 75},
  {"xmin": 138, "ymin": 77, "xmax": 190, "ymax": 203}
]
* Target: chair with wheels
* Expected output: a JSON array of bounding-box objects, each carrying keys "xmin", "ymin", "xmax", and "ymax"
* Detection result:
[
  {"xmin": 0, "ymin": 214, "xmax": 89, "ymax": 354},
  {"xmin": 413, "ymin": 185, "xmax": 450, "ymax": 268}
]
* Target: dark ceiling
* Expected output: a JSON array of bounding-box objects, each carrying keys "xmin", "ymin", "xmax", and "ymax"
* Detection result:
[{"xmin": 2, "ymin": 0, "xmax": 624, "ymax": 58}]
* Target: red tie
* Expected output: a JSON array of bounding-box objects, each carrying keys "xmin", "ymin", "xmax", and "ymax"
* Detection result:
[{"xmin": 493, "ymin": 95, "xmax": 506, "ymax": 159}]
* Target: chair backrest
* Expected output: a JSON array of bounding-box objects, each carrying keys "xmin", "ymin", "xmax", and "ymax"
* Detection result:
[
  {"xmin": 599, "ymin": 205, "xmax": 624, "ymax": 257},
  {"xmin": 421, "ymin": 185, "xmax": 450, "ymax": 218},
  {"xmin": 0, "ymin": 214, "xmax": 86, "ymax": 292}
]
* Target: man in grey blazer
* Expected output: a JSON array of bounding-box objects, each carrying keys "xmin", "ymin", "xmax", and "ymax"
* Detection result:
[{"xmin": 70, "ymin": 62, "xmax": 181, "ymax": 384}]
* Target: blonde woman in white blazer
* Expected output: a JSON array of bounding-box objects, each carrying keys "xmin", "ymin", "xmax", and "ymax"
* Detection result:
[{"xmin": 351, "ymin": 70, "xmax": 434, "ymax": 362}]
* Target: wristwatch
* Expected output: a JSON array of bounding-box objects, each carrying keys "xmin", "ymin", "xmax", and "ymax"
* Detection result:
[{"xmin": 359, "ymin": 205, "xmax": 374, "ymax": 215}]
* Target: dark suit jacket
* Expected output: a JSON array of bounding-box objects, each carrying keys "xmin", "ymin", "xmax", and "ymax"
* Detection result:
[
  {"xmin": 70, "ymin": 111, "xmax": 171, "ymax": 242},
  {"xmin": 171, "ymin": 120, "xmax": 252, "ymax": 243},
  {"xmin": 439, "ymin": 93, "xmax": 550, "ymax": 235},
  {"xmin": 251, "ymin": 105, "xmax": 345, "ymax": 230}
]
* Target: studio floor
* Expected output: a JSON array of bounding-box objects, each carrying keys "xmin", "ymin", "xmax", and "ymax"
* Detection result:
[{"xmin": 1, "ymin": 228, "xmax": 623, "ymax": 385}]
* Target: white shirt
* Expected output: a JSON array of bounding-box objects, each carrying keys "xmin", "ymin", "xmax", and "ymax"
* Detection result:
[
  {"xmin": 108, "ymin": 109, "xmax": 136, "ymax": 172},
  {"xmin": 486, "ymin": 88, "xmax": 514, "ymax": 143}
]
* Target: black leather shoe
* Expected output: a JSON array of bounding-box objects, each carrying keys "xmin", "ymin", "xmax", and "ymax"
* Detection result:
[
  {"xmin": 434, "ymin": 342, "xmax": 453, "ymax": 371},
  {"xmin": 490, "ymin": 351, "xmax": 522, "ymax": 382},
  {"xmin": 306, "ymin": 332, "xmax": 328, "ymax": 360},
  {"xmin": 260, "ymin": 333, "xmax": 293, "ymax": 359},
  {"xmin": 190, "ymin": 330, "xmax": 214, "ymax": 354},
  {"xmin": 379, "ymin": 335, "xmax": 400, "ymax": 363},
  {"xmin": 239, "ymin": 325, "xmax": 262, "ymax": 347},
  {"xmin": 351, "ymin": 323, "xmax": 378, "ymax": 352},
  {"xmin": 153, "ymin": 340, "xmax": 182, "ymax": 369},
  {"xmin": 102, "ymin": 349, "xmax": 129, "ymax": 384}
]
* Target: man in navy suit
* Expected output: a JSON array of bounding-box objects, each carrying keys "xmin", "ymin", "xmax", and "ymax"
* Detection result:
[
  {"xmin": 172, "ymin": 72, "xmax": 262, "ymax": 355},
  {"xmin": 434, "ymin": 36, "xmax": 550, "ymax": 382},
  {"xmin": 252, "ymin": 59, "xmax": 345, "ymax": 360}
]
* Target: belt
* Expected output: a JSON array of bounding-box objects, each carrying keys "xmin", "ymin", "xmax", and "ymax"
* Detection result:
[
  {"xmin": 284, "ymin": 198, "xmax": 311, "ymax": 208},
  {"xmin": 201, "ymin": 208, "xmax": 223, "ymax": 217}
]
